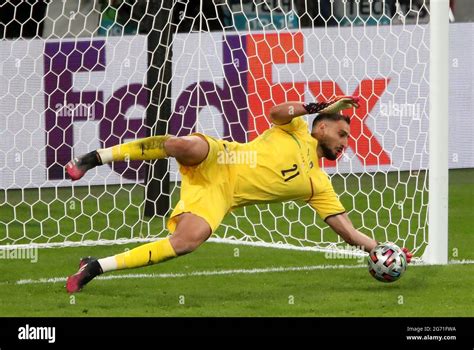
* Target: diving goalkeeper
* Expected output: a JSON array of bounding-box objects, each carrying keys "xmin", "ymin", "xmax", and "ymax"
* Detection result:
[{"xmin": 65, "ymin": 96, "xmax": 412, "ymax": 293}]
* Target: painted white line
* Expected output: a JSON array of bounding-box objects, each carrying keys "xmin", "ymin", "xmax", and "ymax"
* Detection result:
[
  {"xmin": 11, "ymin": 264, "xmax": 367, "ymax": 286},
  {"xmin": 447, "ymin": 259, "xmax": 474, "ymax": 265},
  {"xmin": 3, "ymin": 259, "xmax": 473, "ymax": 287}
]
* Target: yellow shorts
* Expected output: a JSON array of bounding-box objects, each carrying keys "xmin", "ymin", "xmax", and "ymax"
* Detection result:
[{"xmin": 167, "ymin": 133, "xmax": 236, "ymax": 233}]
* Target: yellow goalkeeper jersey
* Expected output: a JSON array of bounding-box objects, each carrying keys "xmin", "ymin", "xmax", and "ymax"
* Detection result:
[
  {"xmin": 168, "ymin": 116, "xmax": 346, "ymax": 234},
  {"xmin": 229, "ymin": 117, "xmax": 345, "ymax": 220}
]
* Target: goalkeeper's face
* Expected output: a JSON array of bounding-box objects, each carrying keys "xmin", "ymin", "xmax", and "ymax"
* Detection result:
[{"xmin": 312, "ymin": 120, "xmax": 350, "ymax": 161}]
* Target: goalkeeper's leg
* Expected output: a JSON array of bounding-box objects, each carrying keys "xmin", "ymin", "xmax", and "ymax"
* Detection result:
[
  {"xmin": 66, "ymin": 213, "xmax": 212, "ymax": 293},
  {"xmin": 66, "ymin": 135, "xmax": 209, "ymax": 180}
]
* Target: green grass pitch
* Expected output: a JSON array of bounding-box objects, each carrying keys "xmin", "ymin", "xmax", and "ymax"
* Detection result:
[{"xmin": 0, "ymin": 169, "xmax": 473, "ymax": 316}]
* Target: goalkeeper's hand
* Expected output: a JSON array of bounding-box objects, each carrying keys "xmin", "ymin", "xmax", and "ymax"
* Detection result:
[
  {"xmin": 402, "ymin": 247, "xmax": 413, "ymax": 264},
  {"xmin": 303, "ymin": 96, "xmax": 360, "ymax": 115}
]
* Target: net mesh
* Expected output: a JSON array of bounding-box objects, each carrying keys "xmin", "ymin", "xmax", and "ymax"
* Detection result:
[{"xmin": 0, "ymin": 0, "xmax": 430, "ymax": 255}]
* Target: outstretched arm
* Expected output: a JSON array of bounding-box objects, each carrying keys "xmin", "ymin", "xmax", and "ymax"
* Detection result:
[
  {"xmin": 269, "ymin": 102, "xmax": 308, "ymax": 125},
  {"xmin": 269, "ymin": 96, "xmax": 360, "ymax": 125},
  {"xmin": 325, "ymin": 213, "xmax": 377, "ymax": 253},
  {"xmin": 325, "ymin": 213, "xmax": 413, "ymax": 262}
]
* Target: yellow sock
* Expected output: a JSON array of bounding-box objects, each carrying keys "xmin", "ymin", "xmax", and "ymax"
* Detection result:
[
  {"xmin": 97, "ymin": 135, "xmax": 171, "ymax": 163},
  {"xmin": 114, "ymin": 238, "xmax": 177, "ymax": 270}
]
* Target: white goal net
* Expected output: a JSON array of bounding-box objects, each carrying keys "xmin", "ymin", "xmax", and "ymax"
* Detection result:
[{"xmin": 0, "ymin": 0, "xmax": 444, "ymax": 259}]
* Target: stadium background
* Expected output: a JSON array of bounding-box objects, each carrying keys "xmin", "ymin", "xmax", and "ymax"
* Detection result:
[{"xmin": 0, "ymin": 0, "xmax": 473, "ymax": 318}]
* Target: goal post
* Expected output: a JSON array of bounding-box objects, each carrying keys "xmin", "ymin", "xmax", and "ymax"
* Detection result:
[
  {"xmin": 423, "ymin": 0, "xmax": 449, "ymax": 265},
  {"xmin": 0, "ymin": 0, "xmax": 458, "ymax": 265}
]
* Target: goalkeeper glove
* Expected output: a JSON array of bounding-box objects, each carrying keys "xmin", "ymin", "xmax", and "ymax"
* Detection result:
[
  {"xmin": 303, "ymin": 96, "xmax": 360, "ymax": 115},
  {"xmin": 402, "ymin": 247, "xmax": 413, "ymax": 264}
]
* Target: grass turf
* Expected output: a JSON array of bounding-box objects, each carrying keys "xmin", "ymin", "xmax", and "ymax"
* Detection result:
[{"xmin": 0, "ymin": 168, "xmax": 472, "ymax": 316}]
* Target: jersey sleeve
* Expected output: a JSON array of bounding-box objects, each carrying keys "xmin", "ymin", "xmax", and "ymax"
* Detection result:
[
  {"xmin": 273, "ymin": 116, "xmax": 308, "ymax": 134},
  {"xmin": 308, "ymin": 170, "xmax": 345, "ymax": 221}
]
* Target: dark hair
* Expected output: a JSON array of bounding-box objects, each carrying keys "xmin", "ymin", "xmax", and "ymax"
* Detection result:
[{"xmin": 312, "ymin": 113, "xmax": 350, "ymax": 129}]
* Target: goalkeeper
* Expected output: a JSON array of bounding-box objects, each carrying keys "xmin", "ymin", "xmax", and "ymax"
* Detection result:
[{"xmin": 66, "ymin": 96, "xmax": 412, "ymax": 293}]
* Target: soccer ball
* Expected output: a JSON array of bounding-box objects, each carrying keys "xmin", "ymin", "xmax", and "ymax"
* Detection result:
[{"xmin": 368, "ymin": 243, "xmax": 407, "ymax": 282}]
